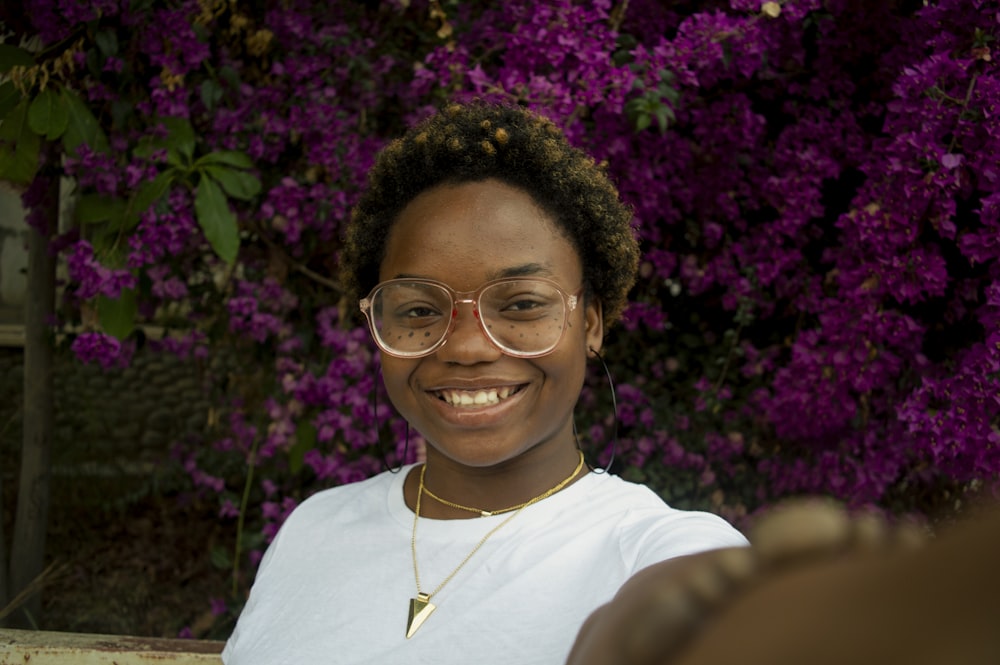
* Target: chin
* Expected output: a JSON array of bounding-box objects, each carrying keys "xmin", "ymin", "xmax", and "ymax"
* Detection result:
[{"xmin": 423, "ymin": 438, "xmax": 529, "ymax": 469}]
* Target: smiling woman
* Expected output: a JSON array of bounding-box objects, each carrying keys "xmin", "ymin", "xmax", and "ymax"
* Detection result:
[
  {"xmin": 374, "ymin": 179, "xmax": 599, "ymax": 471},
  {"xmin": 220, "ymin": 103, "xmax": 747, "ymax": 665}
]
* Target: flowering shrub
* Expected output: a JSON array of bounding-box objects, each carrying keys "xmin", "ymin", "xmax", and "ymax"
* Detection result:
[{"xmin": 2, "ymin": 0, "xmax": 998, "ymax": 635}]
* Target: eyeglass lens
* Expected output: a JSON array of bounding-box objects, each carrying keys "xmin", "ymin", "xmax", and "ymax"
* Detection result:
[{"xmin": 368, "ymin": 280, "xmax": 569, "ymax": 356}]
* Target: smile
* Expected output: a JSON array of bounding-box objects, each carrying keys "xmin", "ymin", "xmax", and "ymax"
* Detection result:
[{"xmin": 435, "ymin": 386, "xmax": 523, "ymax": 406}]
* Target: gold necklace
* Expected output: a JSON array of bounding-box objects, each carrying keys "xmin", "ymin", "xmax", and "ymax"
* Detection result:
[
  {"xmin": 421, "ymin": 449, "xmax": 587, "ymax": 517},
  {"xmin": 406, "ymin": 450, "xmax": 586, "ymax": 638}
]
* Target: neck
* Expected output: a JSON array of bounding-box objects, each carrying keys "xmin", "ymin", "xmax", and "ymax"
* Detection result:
[{"xmin": 406, "ymin": 445, "xmax": 587, "ymax": 520}]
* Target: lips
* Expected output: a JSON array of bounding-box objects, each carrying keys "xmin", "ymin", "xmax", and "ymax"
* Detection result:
[{"xmin": 435, "ymin": 385, "xmax": 523, "ymax": 406}]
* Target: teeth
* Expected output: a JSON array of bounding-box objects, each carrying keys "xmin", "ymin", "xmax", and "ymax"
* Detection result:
[{"xmin": 440, "ymin": 387, "xmax": 515, "ymax": 406}]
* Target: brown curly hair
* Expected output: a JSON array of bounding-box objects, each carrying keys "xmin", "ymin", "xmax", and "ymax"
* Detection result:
[{"xmin": 341, "ymin": 102, "xmax": 639, "ymax": 329}]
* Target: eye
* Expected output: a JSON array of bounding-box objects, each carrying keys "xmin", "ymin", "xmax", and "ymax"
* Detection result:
[
  {"xmin": 384, "ymin": 296, "xmax": 446, "ymax": 325},
  {"xmin": 378, "ymin": 283, "xmax": 451, "ymax": 325},
  {"xmin": 495, "ymin": 293, "xmax": 560, "ymax": 320},
  {"xmin": 390, "ymin": 299, "xmax": 444, "ymax": 320},
  {"xmin": 484, "ymin": 281, "xmax": 562, "ymax": 320},
  {"xmin": 403, "ymin": 304, "xmax": 442, "ymax": 318},
  {"xmin": 502, "ymin": 297, "xmax": 545, "ymax": 312}
]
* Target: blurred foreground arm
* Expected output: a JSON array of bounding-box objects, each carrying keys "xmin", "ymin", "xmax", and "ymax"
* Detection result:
[{"xmin": 568, "ymin": 500, "xmax": 1000, "ymax": 665}]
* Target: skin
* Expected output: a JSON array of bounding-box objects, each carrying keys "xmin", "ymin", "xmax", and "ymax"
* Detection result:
[
  {"xmin": 377, "ymin": 178, "xmax": 604, "ymax": 518},
  {"xmin": 567, "ymin": 501, "xmax": 1000, "ymax": 665}
]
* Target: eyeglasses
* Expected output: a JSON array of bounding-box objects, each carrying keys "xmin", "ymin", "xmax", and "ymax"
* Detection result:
[{"xmin": 359, "ymin": 277, "xmax": 581, "ymax": 359}]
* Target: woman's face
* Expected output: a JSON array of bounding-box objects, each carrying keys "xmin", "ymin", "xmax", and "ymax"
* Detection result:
[{"xmin": 377, "ymin": 178, "xmax": 603, "ymax": 469}]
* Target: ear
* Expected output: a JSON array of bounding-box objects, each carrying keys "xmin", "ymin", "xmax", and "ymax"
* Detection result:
[{"xmin": 584, "ymin": 298, "xmax": 604, "ymax": 357}]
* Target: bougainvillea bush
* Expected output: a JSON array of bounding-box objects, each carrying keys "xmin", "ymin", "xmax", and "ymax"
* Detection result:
[{"xmin": 2, "ymin": 0, "xmax": 998, "ymax": 635}]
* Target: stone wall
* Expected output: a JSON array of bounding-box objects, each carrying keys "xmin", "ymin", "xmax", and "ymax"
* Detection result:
[{"xmin": 0, "ymin": 344, "xmax": 211, "ymax": 503}]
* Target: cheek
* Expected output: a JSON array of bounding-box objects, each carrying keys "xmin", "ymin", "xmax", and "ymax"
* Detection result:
[
  {"xmin": 541, "ymin": 353, "xmax": 588, "ymax": 419},
  {"xmin": 561, "ymin": 324, "xmax": 594, "ymax": 391},
  {"xmin": 379, "ymin": 358, "xmax": 417, "ymax": 409},
  {"xmin": 565, "ymin": 317, "xmax": 595, "ymax": 357},
  {"xmin": 546, "ymin": 338, "xmax": 590, "ymax": 388}
]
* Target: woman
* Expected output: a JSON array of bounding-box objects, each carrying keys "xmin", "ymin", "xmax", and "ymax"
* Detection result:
[{"xmin": 222, "ymin": 102, "xmax": 746, "ymax": 664}]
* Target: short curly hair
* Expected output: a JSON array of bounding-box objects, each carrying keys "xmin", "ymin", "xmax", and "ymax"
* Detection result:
[{"xmin": 341, "ymin": 102, "xmax": 639, "ymax": 329}]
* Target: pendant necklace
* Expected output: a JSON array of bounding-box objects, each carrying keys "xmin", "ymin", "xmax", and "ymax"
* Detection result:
[{"xmin": 406, "ymin": 450, "xmax": 586, "ymax": 638}]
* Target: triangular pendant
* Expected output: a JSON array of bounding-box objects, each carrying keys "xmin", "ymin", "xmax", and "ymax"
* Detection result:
[{"xmin": 406, "ymin": 593, "xmax": 436, "ymax": 638}]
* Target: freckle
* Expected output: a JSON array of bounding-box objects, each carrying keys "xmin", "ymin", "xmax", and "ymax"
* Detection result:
[
  {"xmin": 408, "ymin": 331, "xmax": 415, "ymax": 337},
  {"xmin": 424, "ymin": 332, "xmax": 431, "ymax": 337}
]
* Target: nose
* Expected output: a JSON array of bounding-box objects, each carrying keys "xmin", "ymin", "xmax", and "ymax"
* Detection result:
[{"xmin": 435, "ymin": 300, "xmax": 502, "ymax": 363}]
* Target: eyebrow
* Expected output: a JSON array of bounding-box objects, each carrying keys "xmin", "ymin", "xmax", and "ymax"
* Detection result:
[
  {"xmin": 392, "ymin": 263, "xmax": 555, "ymax": 281},
  {"xmin": 488, "ymin": 263, "xmax": 555, "ymax": 280}
]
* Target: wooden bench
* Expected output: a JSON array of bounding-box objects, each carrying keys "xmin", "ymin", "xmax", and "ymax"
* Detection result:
[{"xmin": 0, "ymin": 629, "xmax": 223, "ymax": 664}]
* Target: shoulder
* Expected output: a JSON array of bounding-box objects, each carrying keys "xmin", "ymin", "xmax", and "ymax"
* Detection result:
[
  {"xmin": 582, "ymin": 472, "xmax": 748, "ymax": 563},
  {"xmin": 252, "ymin": 466, "xmax": 411, "ymax": 573},
  {"xmin": 279, "ymin": 465, "xmax": 411, "ymax": 532}
]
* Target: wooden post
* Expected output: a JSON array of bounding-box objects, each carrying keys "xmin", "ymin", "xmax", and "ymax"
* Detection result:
[{"xmin": 7, "ymin": 175, "xmax": 57, "ymax": 628}]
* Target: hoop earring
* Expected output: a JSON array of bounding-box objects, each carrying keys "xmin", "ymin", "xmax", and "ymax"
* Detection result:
[
  {"xmin": 589, "ymin": 347, "xmax": 618, "ymax": 474},
  {"xmin": 373, "ymin": 367, "xmax": 408, "ymax": 473}
]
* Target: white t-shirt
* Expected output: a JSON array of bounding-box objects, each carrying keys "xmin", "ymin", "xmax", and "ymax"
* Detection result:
[{"xmin": 223, "ymin": 465, "xmax": 747, "ymax": 665}]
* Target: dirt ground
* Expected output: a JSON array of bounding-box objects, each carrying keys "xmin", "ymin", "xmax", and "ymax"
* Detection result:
[
  {"xmin": 3, "ymin": 470, "xmax": 238, "ymax": 640},
  {"xmin": 39, "ymin": 488, "xmax": 237, "ymax": 639}
]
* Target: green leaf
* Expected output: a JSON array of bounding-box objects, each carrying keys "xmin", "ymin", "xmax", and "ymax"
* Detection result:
[
  {"xmin": 290, "ymin": 422, "xmax": 317, "ymax": 474},
  {"xmin": 134, "ymin": 117, "xmax": 198, "ymax": 165},
  {"xmin": 132, "ymin": 135, "xmax": 160, "ymax": 160},
  {"xmin": 219, "ymin": 65, "xmax": 241, "ymax": 90},
  {"xmin": 95, "ymin": 29, "xmax": 119, "ymax": 57},
  {"xmin": 85, "ymin": 48, "xmax": 102, "ymax": 78},
  {"xmin": 76, "ymin": 193, "xmax": 126, "ymax": 225},
  {"xmin": 200, "ymin": 79, "xmax": 223, "ymax": 110},
  {"xmin": 124, "ymin": 170, "xmax": 174, "ymax": 228},
  {"xmin": 195, "ymin": 174, "xmax": 240, "ymax": 263},
  {"xmin": 241, "ymin": 529, "xmax": 265, "ymax": 553},
  {"xmin": 0, "ymin": 100, "xmax": 41, "ymax": 184},
  {"xmin": 198, "ymin": 150, "xmax": 255, "ymax": 169},
  {"xmin": 98, "ymin": 288, "xmax": 137, "ymax": 340},
  {"xmin": 654, "ymin": 105, "xmax": 675, "ymax": 133},
  {"xmin": 0, "ymin": 45, "xmax": 35, "ymax": 74},
  {"xmin": 192, "ymin": 21, "xmax": 209, "ymax": 43},
  {"xmin": 165, "ymin": 148, "xmax": 186, "ymax": 169},
  {"xmin": 110, "ymin": 98, "xmax": 131, "ymax": 130},
  {"xmin": 0, "ymin": 82, "xmax": 23, "ymax": 121},
  {"xmin": 28, "ymin": 87, "xmax": 70, "ymax": 140},
  {"xmin": 633, "ymin": 112, "xmax": 651, "ymax": 132},
  {"xmin": 61, "ymin": 88, "xmax": 109, "ymax": 154},
  {"xmin": 158, "ymin": 116, "xmax": 196, "ymax": 160},
  {"xmin": 658, "ymin": 82, "xmax": 680, "ymax": 106},
  {"xmin": 210, "ymin": 545, "xmax": 232, "ymax": 570},
  {"xmin": 617, "ymin": 33, "xmax": 638, "ymax": 50},
  {"xmin": 204, "ymin": 164, "xmax": 261, "ymax": 201},
  {"xmin": 90, "ymin": 226, "xmax": 121, "ymax": 257}
]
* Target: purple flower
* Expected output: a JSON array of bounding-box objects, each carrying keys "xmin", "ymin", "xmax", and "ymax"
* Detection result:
[
  {"xmin": 210, "ymin": 598, "xmax": 228, "ymax": 616},
  {"xmin": 71, "ymin": 332, "xmax": 123, "ymax": 370},
  {"xmin": 219, "ymin": 500, "xmax": 239, "ymax": 519}
]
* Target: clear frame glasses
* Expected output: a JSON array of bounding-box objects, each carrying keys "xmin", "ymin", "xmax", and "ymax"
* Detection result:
[{"xmin": 359, "ymin": 277, "xmax": 581, "ymax": 359}]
